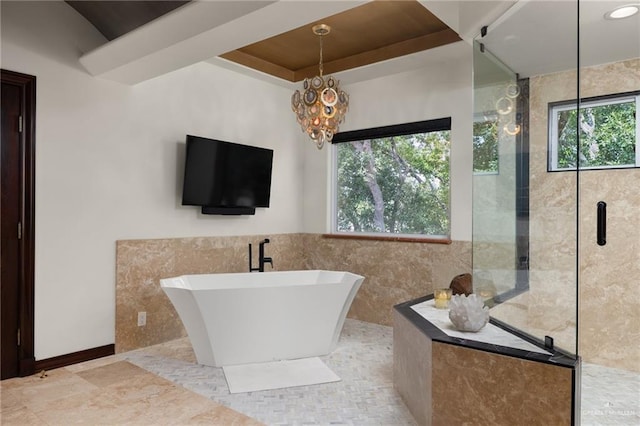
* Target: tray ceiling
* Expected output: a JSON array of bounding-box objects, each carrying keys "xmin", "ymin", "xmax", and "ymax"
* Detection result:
[
  {"xmin": 220, "ymin": 1, "xmax": 460, "ymax": 82},
  {"xmin": 67, "ymin": 0, "xmax": 460, "ymax": 83}
]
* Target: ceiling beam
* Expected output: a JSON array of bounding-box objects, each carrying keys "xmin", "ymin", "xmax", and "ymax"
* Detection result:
[{"xmin": 79, "ymin": 0, "xmax": 368, "ymax": 85}]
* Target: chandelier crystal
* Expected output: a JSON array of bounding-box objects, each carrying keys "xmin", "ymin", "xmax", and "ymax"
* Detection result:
[{"xmin": 291, "ymin": 24, "xmax": 349, "ymax": 149}]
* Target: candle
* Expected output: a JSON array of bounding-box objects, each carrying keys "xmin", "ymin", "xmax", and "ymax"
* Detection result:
[{"xmin": 434, "ymin": 288, "xmax": 452, "ymax": 309}]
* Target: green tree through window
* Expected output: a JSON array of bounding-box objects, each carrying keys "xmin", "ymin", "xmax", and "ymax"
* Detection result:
[
  {"xmin": 473, "ymin": 120, "xmax": 499, "ymax": 173},
  {"xmin": 550, "ymin": 92, "xmax": 639, "ymax": 170},
  {"xmin": 335, "ymin": 128, "xmax": 450, "ymax": 237}
]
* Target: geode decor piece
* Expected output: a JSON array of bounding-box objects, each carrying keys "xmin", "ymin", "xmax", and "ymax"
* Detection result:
[{"xmin": 448, "ymin": 294, "xmax": 490, "ymax": 332}]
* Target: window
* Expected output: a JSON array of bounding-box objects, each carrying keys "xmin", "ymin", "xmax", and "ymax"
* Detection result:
[
  {"xmin": 473, "ymin": 118, "xmax": 499, "ymax": 174},
  {"xmin": 332, "ymin": 118, "xmax": 451, "ymax": 238},
  {"xmin": 549, "ymin": 91, "xmax": 639, "ymax": 171}
]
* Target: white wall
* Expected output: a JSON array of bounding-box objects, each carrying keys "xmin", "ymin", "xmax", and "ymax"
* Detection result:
[
  {"xmin": 302, "ymin": 46, "xmax": 474, "ymax": 241},
  {"xmin": 2, "ymin": 1, "xmax": 473, "ymax": 360},
  {"xmin": 1, "ymin": 1, "xmax": 303, "ymax": 359}
]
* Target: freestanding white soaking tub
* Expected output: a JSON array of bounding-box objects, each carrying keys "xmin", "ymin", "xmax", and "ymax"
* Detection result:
[{"xmin": 160, "ymin": 270, "xmax": 364, "ymax": 367}]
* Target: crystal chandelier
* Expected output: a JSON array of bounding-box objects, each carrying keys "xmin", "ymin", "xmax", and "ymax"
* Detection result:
[{"xmin": 291, "ymin": 24, "xmax": 349, "ymax": 149}]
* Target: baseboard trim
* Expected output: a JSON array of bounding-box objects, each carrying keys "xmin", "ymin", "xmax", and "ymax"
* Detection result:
[{"xmin": 34, "ymin": 344, "xmax": 115, "ymax": 372}]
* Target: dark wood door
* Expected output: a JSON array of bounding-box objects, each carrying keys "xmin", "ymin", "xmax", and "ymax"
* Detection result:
[
  {"xmin": 1, "ymin": 80, "xmax": 21, "ymax": 379},
  {"xmin": 1, "ymin": 69, "xmax": 35, "ymax": 379}
]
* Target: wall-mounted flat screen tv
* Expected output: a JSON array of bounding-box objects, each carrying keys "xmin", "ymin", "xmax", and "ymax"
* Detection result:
[{"xmin": 182, "ymin": 135, "xmax": 273, "ymax": 215}]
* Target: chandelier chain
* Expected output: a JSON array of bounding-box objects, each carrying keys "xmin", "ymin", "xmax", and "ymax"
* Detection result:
[{"xmin": 318, "ymin": 34, "xmax": 324, "ymax": 77}]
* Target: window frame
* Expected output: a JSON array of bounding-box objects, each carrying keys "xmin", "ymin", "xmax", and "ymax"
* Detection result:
[
  {"xmin": 330, "ymin": 117, "xmax": 452, "ymax": 242},
  {"xmin": 548, "ymin": 90, "xmax": 640, "ymax": 172}
]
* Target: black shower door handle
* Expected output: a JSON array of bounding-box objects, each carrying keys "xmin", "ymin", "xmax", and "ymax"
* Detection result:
[{"xmin": 597, "ymin": 201, "xmax": 606, "ymax": 246}]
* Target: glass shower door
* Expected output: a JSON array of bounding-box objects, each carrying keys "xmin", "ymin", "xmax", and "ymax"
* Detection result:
[
  {"xmin": 473, "ymin": 1, "xmax": 640, "ymax": 422},
  {"xmin": 472, "ymin": 0, "xmax": 579, "ymax": 356},
  {"xmin": 577, "ymin": 1, "xmax": 640, "ymax": 423}
]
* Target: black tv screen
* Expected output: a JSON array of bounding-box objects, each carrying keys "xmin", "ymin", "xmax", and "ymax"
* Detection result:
[{"xmin": 182, "ymin": 135, "xmax": 273, "ymax": 210}]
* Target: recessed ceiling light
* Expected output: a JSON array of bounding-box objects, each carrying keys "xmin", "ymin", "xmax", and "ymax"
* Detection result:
[{"xmin": 604, "ymin": 4, "xmax": 640, "ymax": 19}]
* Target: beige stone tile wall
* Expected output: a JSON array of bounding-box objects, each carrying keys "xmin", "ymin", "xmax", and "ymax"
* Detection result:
[
  {"xmin": 527, "ymin": 67, "xmax": 580, "ymax": 353},
  {"xmin": 432, "ymin": 343, "xmax": 574, "ymax": 426},
  {"xmin": 393, "ymin": 309, "xmax": 433, "ymax": 426},
  {"xmin": 115, "ymin": 234, "xmax": 306, "ymax": 353},
  {"xmin": 576, "ymin": 59, "xmax": 640, "ymax": 371},
  {"xmin": 303, "ymin": 235, "xmax": 472, "ymax": 326},
  {"xmin": 115, "ymin": 234, "xmax": 471, "ymax": 352},
  {"xmin": 526, "ymin": 58, "xmax": 640, "ymax": 371},
  {"xmin": 393, "ymin": 307, "xmax": 575, "ymax": 426},
  {"xmin": 579, "ymin": 169, "xmax": 640, "ymax": 371}
]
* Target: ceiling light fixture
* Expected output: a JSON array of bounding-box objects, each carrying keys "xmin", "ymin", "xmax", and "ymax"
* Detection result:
[
  {"xmin": 291, "ymin": 24, "xmax": 349, "ymax": 149},
  {"xmin": 604, "ymin": 4, "xmax": 639, "ymax": 19}
]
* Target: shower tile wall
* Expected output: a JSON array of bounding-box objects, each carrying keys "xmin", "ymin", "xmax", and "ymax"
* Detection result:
[
  {"xmin": 115, "ymin": 234, "xmax": 471, "ymax": 352},
  {"xmin": 496, "ymin": 57, "xmax": 640, "ymax": 372},
  {"xmin": 576, "ymin": 59, "xmax": 640, "ymax": 372},
  {"xmin": 528, "ymin": 64, "xmax": 580, "ymax": 353}
]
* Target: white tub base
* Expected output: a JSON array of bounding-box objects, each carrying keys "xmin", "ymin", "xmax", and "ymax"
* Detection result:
[{"xmin": 161, "ymin": 270, "xmax": 364, "ymax": 367}]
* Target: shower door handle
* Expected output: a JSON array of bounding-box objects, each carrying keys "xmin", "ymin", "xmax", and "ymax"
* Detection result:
[{"xmin": 597, "ymin": 201, "xmax": 606, "ymax": 246}]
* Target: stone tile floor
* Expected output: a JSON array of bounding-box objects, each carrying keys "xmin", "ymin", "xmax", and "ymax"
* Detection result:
[
  {"xmin": 2, "ymin": 318, "xmax": 639, "ymax": 425},
  {"xmin": 124, "ymin": 319, "xmax": 416, "ymax": 426},
  {"xmin": 0, "ymin": 359, "xmax": 260, "ymax": 425},
  {"xmin": 580, "ymin": 362, "xmax": 640, "ymax": 425},
  {"xmin": 124, "ymin": 319, "xmax": 640, "ymax": 426}
]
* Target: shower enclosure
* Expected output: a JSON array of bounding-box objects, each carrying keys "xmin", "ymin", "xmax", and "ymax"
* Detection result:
[{"xmin": 473, "ymin": 0, "xmax": 639, "ymax": 423}]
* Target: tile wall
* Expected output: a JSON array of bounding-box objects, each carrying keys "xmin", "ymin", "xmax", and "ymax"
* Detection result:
[
  {"xmin": 529, "ymin": 58, "xmax": 640, "ymax": 371},
  {"xmin": 115, "ymin": 234, "xmax": 471, "ymax": 352},
  {"xmin": 475, "ymin": 58, "xmax": 639, "ymax": 372},
  {"xmin": 393, "ymin": 308, "xmax": 576, "ymax": 425}
]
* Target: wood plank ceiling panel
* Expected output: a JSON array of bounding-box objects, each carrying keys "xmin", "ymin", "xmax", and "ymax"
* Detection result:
[{"xmin": 220, "ymin": 0, "xmax": 461, "ymax": 82}]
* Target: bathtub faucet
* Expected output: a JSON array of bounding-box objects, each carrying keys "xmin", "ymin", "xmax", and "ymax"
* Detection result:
[{"xmin": 249, "ymin": 238, "xmax": 273, "ymax": 272}]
